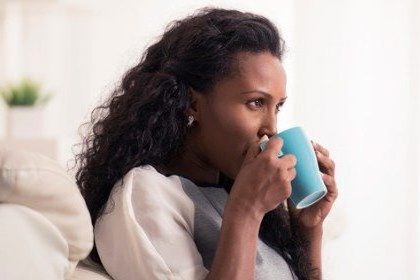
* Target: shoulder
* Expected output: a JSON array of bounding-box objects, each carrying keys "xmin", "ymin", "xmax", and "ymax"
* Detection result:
[
  {"xmin": 103, "ymin": 164, "xmax": 198, "ymax": 234},
  {"xmin": 114, "ymin": 164, "xmax": 189, "ymax": 201},
  {"xmin": 94, "ymin": 165, "xmax": 210, "ymax": 279},
  {"xmin": 135, "ymin": 165, "xmax": 195, "ymax": 215}
]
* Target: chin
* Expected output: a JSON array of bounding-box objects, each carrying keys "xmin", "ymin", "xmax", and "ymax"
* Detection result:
[
  {"xmin": 219, "ymin": 152, "xmax": 244, "ymax": 181},
  {"xmin": 229, "ymin": 161, "xmax": 243, "ymax": 180}
]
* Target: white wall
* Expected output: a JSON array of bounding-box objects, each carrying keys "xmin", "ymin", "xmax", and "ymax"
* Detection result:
[
  {"xmin": 0, "ymin": 0, "xmax": 95, "ymax": 164},
  {"xmin": 0, "ymin": 0, "xmax": 296, "ymax": 163},
  {"xmin": 410, "ymin": 0, "xmax": 420, "ymax": 276},
  {"xmin": 0, "ymin": 0, "xmax": 418, "ymax": 279},
  {"xmin": 294, "ymin": 0, "xmax": 419, "ymax": 279}
]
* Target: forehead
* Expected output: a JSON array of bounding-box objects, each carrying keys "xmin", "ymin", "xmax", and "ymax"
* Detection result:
[
  {"xmin": 235, "ymin": 51, "xmax": 286, "ymax": 83},
  {"xmin": 212, "ymin": 51, "xmax": 287, "ymax": 99}
]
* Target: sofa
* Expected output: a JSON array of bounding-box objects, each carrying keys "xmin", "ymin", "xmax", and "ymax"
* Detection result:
[{"xmin": 0, "ymin": 147, "xmax": 112, "ymax": 279}]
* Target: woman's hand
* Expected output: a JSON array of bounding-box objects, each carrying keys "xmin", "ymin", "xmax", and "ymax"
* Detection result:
[
  {"xmin": 228, "ymin": 136, "xmax": 297, "ymax": 220},
  {"xmin": 287, "ymin": 140, "xmax": 339, "ymax": 231}
]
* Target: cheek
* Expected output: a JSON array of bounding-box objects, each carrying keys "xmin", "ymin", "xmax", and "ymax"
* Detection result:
[
  {"xmin": 223, "ymin": 112, "xmax": 254, "ymax": 138},
  {"xmin": 202, "ymin": 105, "xmax": 259, "ymax": 174}
]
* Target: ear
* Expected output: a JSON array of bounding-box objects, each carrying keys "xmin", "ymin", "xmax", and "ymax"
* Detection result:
[{"xmin": 186, "ymin": 87, "xmax": 205, "ymax": 122}]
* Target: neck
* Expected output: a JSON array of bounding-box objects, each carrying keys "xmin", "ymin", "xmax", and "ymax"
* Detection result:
[{"xmin": 155, "ymin": 138, "xmax": 220, "ymax": 185}]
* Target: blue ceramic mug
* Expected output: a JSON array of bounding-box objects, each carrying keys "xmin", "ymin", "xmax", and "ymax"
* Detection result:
[{"xmin": 259, "ymin": 126, "xmax": 327, "ymax": 209}]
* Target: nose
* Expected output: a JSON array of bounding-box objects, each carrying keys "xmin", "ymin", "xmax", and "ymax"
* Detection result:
[{"xmin": 258, "ymin": 112, "xmax": 278, "ymax": 139}]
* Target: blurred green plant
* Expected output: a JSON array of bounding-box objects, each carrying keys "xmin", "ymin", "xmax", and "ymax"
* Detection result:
[{"xmin": 0, "ymin": 79, "xmax": 52, "ymax": 107}]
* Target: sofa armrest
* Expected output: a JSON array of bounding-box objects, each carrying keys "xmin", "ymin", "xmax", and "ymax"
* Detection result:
[
  {"xmin": 0, "ymin": 148, "xmax": 94, "ymax": 278},
  {"xmin": 0, "ymin": 203, "xmax": 70, "ymax": 279}
]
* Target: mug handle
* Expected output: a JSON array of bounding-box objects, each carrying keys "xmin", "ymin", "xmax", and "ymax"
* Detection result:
[{"xmin": 259, "ymin": 141, "xmax": 284, "ymax": 158}]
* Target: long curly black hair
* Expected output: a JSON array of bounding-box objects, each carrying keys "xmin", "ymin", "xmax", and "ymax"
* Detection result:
[{"xmin": 75, "ymin": 7, "xmax": 318, "ymax": 279}]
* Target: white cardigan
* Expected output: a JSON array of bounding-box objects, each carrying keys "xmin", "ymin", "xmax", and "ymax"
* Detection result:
[{"xmin": 94, "ymin": 165, "xmax": 297, "ymax": 280}]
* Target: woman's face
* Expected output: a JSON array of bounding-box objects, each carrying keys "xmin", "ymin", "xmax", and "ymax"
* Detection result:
[{"xmin": 193, "ymin": 51, "xmax": 287, "ymax": 179}]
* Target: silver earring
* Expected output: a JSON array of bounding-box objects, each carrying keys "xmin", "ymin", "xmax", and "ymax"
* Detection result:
[{"xmin": 187, "ymin": 115, "xmax": 194, "ymax": 127}]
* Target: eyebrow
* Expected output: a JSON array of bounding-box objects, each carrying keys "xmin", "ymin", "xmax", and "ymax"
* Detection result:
[{"xmin": 240, "ymin": 90, "xmax": 288, "ymax": 102}]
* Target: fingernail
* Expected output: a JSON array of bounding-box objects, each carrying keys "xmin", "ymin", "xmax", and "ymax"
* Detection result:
[
  {"xmin": 259, "ymin": 135, "xmax": 269, "ymax": 151},
  {"xmin": 259, "ymin": 135, "xmax": 269, "ymax": 144}
]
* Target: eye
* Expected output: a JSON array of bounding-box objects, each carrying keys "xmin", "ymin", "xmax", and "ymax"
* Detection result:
[
  {"xmin": 275, "ymin": 102, "xmax": 285, "ymax": 113},
  {"xmin": 247, "ymin": 98, "xmax": 264, "ymax": 109}
]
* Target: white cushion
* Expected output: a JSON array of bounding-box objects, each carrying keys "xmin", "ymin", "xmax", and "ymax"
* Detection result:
[
  {"xmin": 0, "ymin": 204, "xmax": 69, "ymax": 279},
  {"xmin": 0, "ymin": 148, "xmax": 94, "ymax": 278}
]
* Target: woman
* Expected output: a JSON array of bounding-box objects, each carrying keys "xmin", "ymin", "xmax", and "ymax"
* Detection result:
[{"xmin": 76, "ymin": 7, "xmax": 338, "ymax": 280}]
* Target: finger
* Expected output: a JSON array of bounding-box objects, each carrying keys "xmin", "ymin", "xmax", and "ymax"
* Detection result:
[
  {"xmin": 315, "ymin": 150, "xmax": 335, "ymax": 176},
  {"xmin": 259, "ymin": 135, "xmax": 270, "ymax": 145},
  {"xmin": 311, "ymin": 140, "xmax": 330, "ymax": 157},
  {"xmin": 260, "ymin": 135, "xmax": 283, "ymax": 158},
  {"xmin": 280, "ymin": 154, "xmax": 298, "ymax": 170},
  {"xmin": 288, "ymin": 164, "xmax": 297, "ymax": 179},
  {"xmin": 321, "ymin": 173, "xmax": 338, "ymax": 201},
  {"xmin": 244, "ymin": 138, "xmax": 265, "ymax": 162}
]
